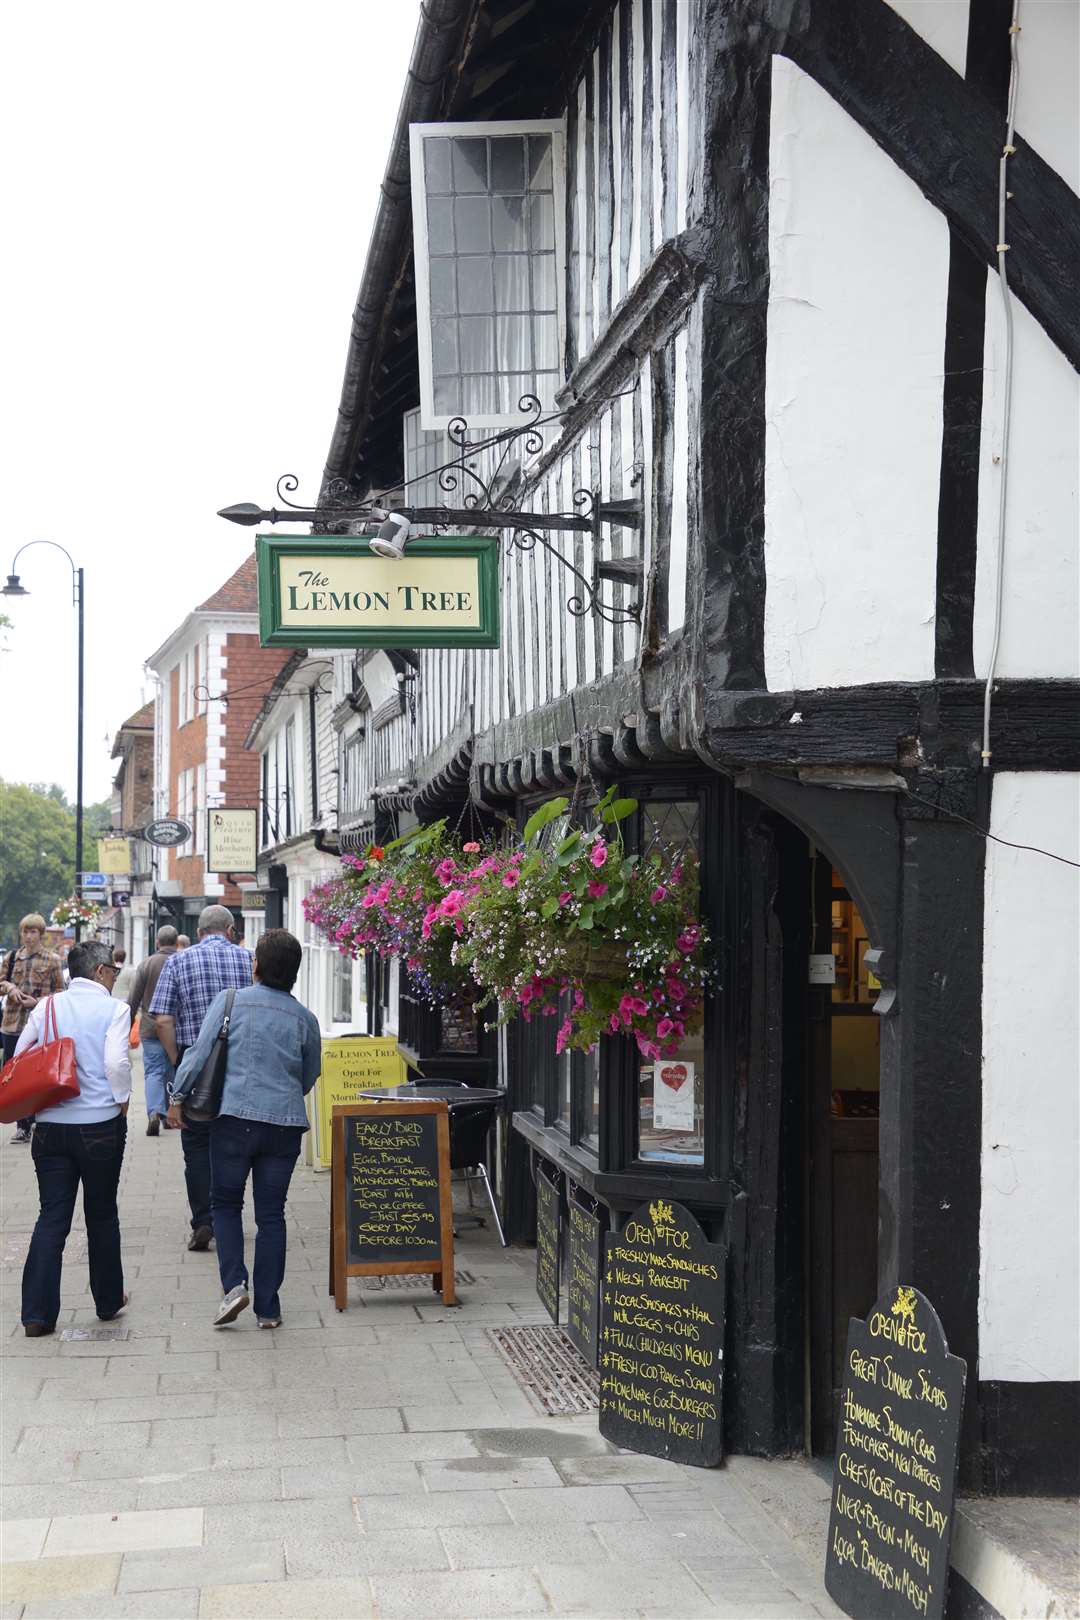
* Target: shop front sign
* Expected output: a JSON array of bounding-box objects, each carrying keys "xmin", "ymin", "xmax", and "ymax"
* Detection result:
[
  {"xmin": 207, "ymin": 808, "xmax": 258, "ymax": 873},
  {"xmin": 256, "ymin": 535, "xmax": 500, "ymax": 650}
]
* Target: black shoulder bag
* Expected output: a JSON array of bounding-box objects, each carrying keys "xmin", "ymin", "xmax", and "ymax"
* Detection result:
[{"xmin": 182, "ymin": 989, "xmax": 236, "ymax": 1123}]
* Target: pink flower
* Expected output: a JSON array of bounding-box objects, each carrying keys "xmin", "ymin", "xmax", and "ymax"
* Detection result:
[
  {"xmin": 438, "ymin": 889, "xmax": 465, "ymax": 918},
  {"xmin": 636, "ymin": 1035, "xmax": 662, "ymax": 1060},
  {"xmin": 656, "ymin": 1018, "xmax": 675, "ymax": 1039},
  {"xmin": 558, "ymin": 890, "xmax": 572, "ymax": 907},
  {"xmin": 435, "ymin": 857, "xmax": 457, "ymax": 885},
  {"xmin": 502, "ymin": 870, "xmax": 520, "ymax": 889},
  {"xmin": 587, "ymin": 880, "xmax": 608, "ymax": 899},
  {"xmin": 671, "ymin": 864, "xmax": 683, "ymax": 885},
  {"xmin": 676, "ymin": 928, "xmax": 699, "ymax": 954},
  {"xmin": 666, "ymin": 976, "xmax": 688, "ymax": 999},
  {"xmin": 463, "ymin": 841, "xmax": 480, "ymax": 853},
  {"xmin": 618, "ymin": 994, "xmax": 649, "ymax": 1025},
  {"xmin": 650, "ymin": 885, "xmax": 667, "ymax": 905},
  {"xmin": 609, "ymin": 1013, "xmax": 622, "ymax": 1034},
  {"xmin": 590, "ymin": 841, "xmax": 609, "ymax": 869},
  {"xmin": 555, "ymin": 1016, "xmax": 572, "ymax": 1056}
]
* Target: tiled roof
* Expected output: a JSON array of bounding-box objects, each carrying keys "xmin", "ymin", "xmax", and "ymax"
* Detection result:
[
  {"xmin": 120, "ymin": 701, "xmax": 155, "ymax": 731},
  {"xmin": 196, "ymin": 552, "xmax": 259, "ymax": 614}
]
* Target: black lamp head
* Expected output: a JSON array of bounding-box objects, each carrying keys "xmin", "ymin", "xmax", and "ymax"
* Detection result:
[{"xmin": 1, "ymin": 574, "xmax": 28, "ymax": 597}]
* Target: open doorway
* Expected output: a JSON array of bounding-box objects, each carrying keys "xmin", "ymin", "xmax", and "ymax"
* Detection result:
[{"xmin": 807, "ymin": 854, "xmax": 881, "ymax": 1455}]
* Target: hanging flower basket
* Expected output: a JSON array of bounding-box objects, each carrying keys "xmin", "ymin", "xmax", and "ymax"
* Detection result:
[
  {"xmin": 50, "ymin": 895, "xmax": 101, "ymax": 929},
  {"xmin": 303, "ymin": 786, "xmax": 713, "ymax": 1058}
]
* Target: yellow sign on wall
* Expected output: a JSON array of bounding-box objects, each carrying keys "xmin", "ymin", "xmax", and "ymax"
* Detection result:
[
  {"xmin": 98, "ymin": 838, "xmax": 131, "ymax": 875},
  {"xmin": 314, "ymin": 1036, "xmax": 408, "ymax": 1167}
]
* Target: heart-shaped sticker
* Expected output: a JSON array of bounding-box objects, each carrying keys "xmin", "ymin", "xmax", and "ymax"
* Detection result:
[{"xmin": 660, "ymin": 1064, "xmax": 688, "ymax": 1092}]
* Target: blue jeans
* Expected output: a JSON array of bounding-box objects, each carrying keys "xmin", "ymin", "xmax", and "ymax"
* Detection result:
[
  {"xmin": 141, "ymin": 1037, "xmax": 174, "ymax": 1118},
  {"xmin": 209, "ymin": 1115, "xmax": 303, "ymax": 1319},
  {"xmin": 22, "ymin": 1116, "xmax": 127, "ymax": 1328}
]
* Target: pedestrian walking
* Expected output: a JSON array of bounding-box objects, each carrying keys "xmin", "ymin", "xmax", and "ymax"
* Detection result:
[
  {"xmin": 111, "ymin": 948, "xmax": 136, "ymax": 1004},
  {"xmin": 17, "ymin": 939, "xmax": 132, "ymax": 1337},
  {"xmin": 176, "ymin": 935, "xmax": 191, "ymax": 950},
  {"xmin": 0, "ymin": 914, "xmax": 65, "ymax": 1143},
  {"xmin": 127, "ymin": 927, "xmax": 179, "ymax": 1137},
  {"xmin": 169, "ymin": 929, "xmax": 320, "ymax": 1328},
  {"xmin": 149, "ymin": 905, "xmax": 252, "ymax": 1251}
]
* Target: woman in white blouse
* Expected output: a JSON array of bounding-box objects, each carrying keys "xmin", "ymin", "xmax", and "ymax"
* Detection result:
[{"xmin": 16, "ymin": 939, "xmax": 132, "ymax": 1337}]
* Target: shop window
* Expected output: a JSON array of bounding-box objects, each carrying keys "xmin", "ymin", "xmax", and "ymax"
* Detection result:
[
  {"xmin": 332, "ymin": 949, "xmax": 352, "ymax": 1025},
  {"xmin": 635, "ymin": 798, "xmax": 705, "ymax": 1166},
  {"xmin": 410, "ymin": 120, "xmax": 566, "ymax": 429},
  {"xmin": 439, "ymin": 1001, "xmax": 479, "ymax": 1054}
]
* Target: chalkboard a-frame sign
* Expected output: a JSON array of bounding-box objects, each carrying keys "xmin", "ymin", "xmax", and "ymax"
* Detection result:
[
  {"xmin": 825, "ymin": 1285, "xmax": 967, "ymax": 1620},
  {"xmin": 329, "ymin": 1101, "xmax": 456, "ymax": 1309},
  {"xmin": 599, "ymin": 1199, "xmax": 725, "ymax": 1468}
]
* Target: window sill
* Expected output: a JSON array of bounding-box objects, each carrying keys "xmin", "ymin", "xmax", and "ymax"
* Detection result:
[{"xmin": 512, "ymin": 1110, "xmax": 731, "ymax": 1214}]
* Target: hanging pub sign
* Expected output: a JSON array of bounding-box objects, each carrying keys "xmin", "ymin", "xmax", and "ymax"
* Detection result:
[
  {"xmin": 97, "ymin": 838, "xmax": 131, "ymax": 875},
  {"xmin": 598, "ymin": 1199, "xmax": 726, "ymax": 1468},
  {"xmin": 256, "ymin": 535, "xmax": 500, "ymax": 650},
  {"xmin": 825, "ymin": 1285, "xmax": 966, "ymax": 1620},
  {"xmin": 207, "ymin": 808, "xmax": 258, "ymax": 873},
  {"xmin": 143, "ymin": 817, "xmax": 192, "ymax": 848}
]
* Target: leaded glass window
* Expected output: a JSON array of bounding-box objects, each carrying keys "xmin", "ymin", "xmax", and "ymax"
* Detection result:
[{"xmin": 411, "ymin": 120, "xmax": 567, "ymax": 429}]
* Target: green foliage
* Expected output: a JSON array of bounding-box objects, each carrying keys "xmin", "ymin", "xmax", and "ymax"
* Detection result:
[{"xmin": 0, "ymin": 782, "xmax": 76, "ymax": 943}]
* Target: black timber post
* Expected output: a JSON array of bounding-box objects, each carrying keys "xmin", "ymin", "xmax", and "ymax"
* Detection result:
[{"xmin": 878, "ymin": 781, "xmax": 986, "ymax": 1490}]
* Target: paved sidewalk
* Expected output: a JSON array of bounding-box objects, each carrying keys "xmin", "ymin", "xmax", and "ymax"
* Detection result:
[{"xmin": 1, "ymin": 1068, "xmax": 842, "ymax": 1619}]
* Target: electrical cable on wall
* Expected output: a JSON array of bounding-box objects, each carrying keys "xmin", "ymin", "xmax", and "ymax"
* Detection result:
[{"xmin": 981, "ymin": 0, "xmax": 1023, "ymax": 770}]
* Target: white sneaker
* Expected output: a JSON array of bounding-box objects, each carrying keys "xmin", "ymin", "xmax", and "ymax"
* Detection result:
[{"xmin": 213, "ymin": 1285, "xmax": 250, "ymax": 1327}]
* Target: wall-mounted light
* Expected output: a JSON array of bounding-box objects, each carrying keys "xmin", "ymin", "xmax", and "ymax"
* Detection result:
[{"xmin": 368, "ymin": 513, "xmax": 411, "ymax": 560}]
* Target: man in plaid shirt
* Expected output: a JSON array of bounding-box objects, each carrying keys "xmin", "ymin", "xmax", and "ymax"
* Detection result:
[{"xmin": 150, "ymin": 905, "xmax": 252, "ymax": 1250}]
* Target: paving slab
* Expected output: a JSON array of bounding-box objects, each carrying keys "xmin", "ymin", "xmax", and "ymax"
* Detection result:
[
  {"xmin": 369, "ymin": 1566, "xmax": 551, "ymax": 1618},
  {"xmin": 354, "ymin": 1489, "xmax": 511, "ymax": 1529},
  {"xmin": 21, "ymin": 1589, "xmax": 199, "ymax": 1619},
  {"xmin": 0, "ymin": 1519, "xmax": 50, "ymax": 1563},
  {"xmin": 197, "ymin": 1576, "xmax": 375, "ymax": 1618},
  {"xmin": 283, "ymin": 1529, "xmax": 449, "ymax": 1577},
  {"xmin": 116, "ymin": 1540, "xmax": 285, "ymax": 1594},
  {"xmin": 0, "ymin": 1554, "xmax": 121, "ymax": 1605}
]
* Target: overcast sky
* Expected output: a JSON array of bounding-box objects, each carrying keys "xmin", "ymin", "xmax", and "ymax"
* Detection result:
[{"xmin": 1, "ymin": 0, "xmax": 420, "ymax": 806}]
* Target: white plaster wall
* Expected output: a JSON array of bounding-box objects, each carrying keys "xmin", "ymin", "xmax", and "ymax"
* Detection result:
[
  {"xmin": 980, "ymin": 772, "xmax": 1080, "ymax": 1381},
  {"xmin": 1015, "ymin": 1, "xmax": 1080, "ymax": 197},
  {"xmin": 763, "ymin": 57, "xmax": 949, "ymax": 691},
  {"xmin": 974, "ymin": 274, "xmax": 1080, "ymax": 680},
  {"xmin": 883, "ymin": 1, "xmax": 968, "ymax": 75}
]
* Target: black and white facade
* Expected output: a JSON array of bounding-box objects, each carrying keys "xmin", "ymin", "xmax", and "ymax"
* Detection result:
[{"xmin": 304, "ymin": 0, "xmax": 1078, "ymax": 1498}]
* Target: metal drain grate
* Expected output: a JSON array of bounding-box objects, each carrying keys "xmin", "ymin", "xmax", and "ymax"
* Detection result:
[
  {"xmin": 361, "ymin": 1269, "xmax": 476, "ymax": 1292},
  {"xmin": 486, "ymin": 1324, "xmax": 600, "ymax": 1415},
  {"xmin": 59, "ymin": 1326, "xmax": 129, "ymax": 1342}
]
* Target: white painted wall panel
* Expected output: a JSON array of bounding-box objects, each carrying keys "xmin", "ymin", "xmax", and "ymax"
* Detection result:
[
  {"xmin": 1015, "ymin": 1, "xmax": 1080, "ymax": 197},
  {"xmin": 883, "ymin": 1, "xmax": 968, "ymax": 75},
  {"xmin": 974, "ymin": 274, "xmax": 1080, "ymax": 679},
  {"xmin": 980, "ymin": 772, "xmax": 1080, "ymax": 1381},
  {"xmin": 763, "ymin": 57, "xmax": 948, "ymax": 691}
]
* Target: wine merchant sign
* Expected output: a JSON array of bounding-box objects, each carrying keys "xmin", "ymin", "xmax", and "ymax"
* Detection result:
[{"xmin": 256, "ymin": 535, "xmax": 500, "ymax": 649}]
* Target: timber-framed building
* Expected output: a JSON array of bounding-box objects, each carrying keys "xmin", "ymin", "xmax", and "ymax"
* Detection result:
[{"xmin": 262, "ymin": 0, "xmax": 1079, "ymax": 1500}]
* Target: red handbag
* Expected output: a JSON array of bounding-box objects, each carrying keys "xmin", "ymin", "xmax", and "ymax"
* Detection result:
[{"xmin": 0, "ymin": 998, "xmax": 80, "ymax": 1123}]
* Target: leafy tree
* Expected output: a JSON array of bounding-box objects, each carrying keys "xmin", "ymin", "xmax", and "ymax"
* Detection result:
[{"xmin": 0, "ymin": 782, "xmax": 76, "ymax": 944}]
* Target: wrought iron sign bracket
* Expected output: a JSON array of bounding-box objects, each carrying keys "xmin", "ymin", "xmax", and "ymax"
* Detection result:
[{"xmin": 219, "ymin": 396, "xmax": 648, "ymax": 627}]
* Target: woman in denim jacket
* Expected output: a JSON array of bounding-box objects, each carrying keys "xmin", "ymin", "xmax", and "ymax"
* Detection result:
[{"xmin": 170, "ymin": 929, "xmax": 321, "ymax": 1329}]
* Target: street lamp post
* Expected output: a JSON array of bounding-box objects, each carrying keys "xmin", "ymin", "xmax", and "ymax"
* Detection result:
[{"xmin": 3, "ymin": 544, "xmax": 86, "ymax": 941}]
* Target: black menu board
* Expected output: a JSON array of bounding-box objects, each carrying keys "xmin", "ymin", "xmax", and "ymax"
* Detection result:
[
  {"xmin": 535, "ymin": 1164, "xmax": 561, "ymax": 1324},
  {"xmin": 566, "ymin": 1199, "xmax": 602, "ymax": 1368},
  {"xmin": 599, "ymin": 1199, "xmax": 725, "ymax": 1467},
  {"xmin": 330, "ymin": 1101, "xmax": 455, "ymax": 1309},
  {"xmin": 825, "ymin": 1285, "xmax": 966, "ymax": 1620},
  {"xmin": 345, "ymin": 1111, "xmax": 441, "ymax": 1264}
]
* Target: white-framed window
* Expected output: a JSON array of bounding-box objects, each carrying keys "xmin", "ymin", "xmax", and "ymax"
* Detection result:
[
  {"xmin": 284, "ymin": 717, "xmax": 297, "ymax": 838},
  {"xmin": 341, "ymin": 729, "xmax": 367, "ymax": 817},
  {"xmin": 410, "ymin": 119, "xmax": 566, "ymax": 430}
]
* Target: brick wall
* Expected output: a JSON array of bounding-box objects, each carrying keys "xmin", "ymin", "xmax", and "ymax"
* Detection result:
[{"xmin": 221, "ymin": 635, "xmax": 292, "ymax": 905}]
